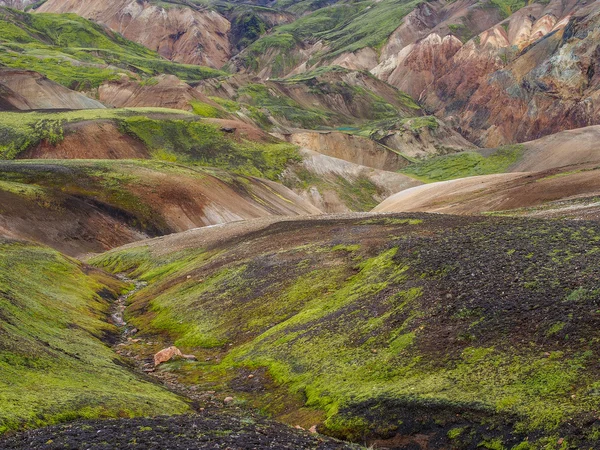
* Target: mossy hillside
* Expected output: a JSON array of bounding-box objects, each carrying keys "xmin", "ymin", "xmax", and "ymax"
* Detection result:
[
  {"xmin": 489, "ymin": 0, "xmax": 527, "ymax": 18},
  {"xmin": 92, "ymin": 214, "xmax": 600, "ymax": 448},
  {"xmin": 240, "ymin": 0, "xmax": 422, "ymax": 74},
  {"xmin": 239, "ymin": 33, "xmax": 301, "ymax": 78},
  {"xmin": 229, "ymin": 9, "xmax": 268, "ymax": 51},
  {"xmin": 0, "ymin": 107, "xmax": 191, "ymax": 159},
  {"xmin": 234, "ymin": 83, "xmax": 332, "ymax": 129},
  {"xmin": 226, "ymin": 76, "xmax": 417, "ymax": 130},
  {"xmin": 0, "ymin": 109, "xmax": 300, "ymax": 181},
  {"xmin": 0, "ymin": 8, "xmax": 225, "ymax": 89},
  {"xmin": 119, "ymin": 116, "xmax": 301, "ymax": 180},
  {"xmin": 400, "ymin": 145, "xmax": 524, "ymax": 182},
  {"xmin": 0, "ymin": 238, "xmax": 188, "ymax": 434}
]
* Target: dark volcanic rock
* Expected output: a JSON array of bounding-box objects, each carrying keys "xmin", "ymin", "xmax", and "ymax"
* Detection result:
[{"xmin": 0, "ymin": 411, "xmax": 358, "ymax": 449}]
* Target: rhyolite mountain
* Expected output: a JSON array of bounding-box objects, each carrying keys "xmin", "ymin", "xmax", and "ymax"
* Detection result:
[{"xmin": 1, "ymin": 0, "xmax": 600, "ymax": 449}]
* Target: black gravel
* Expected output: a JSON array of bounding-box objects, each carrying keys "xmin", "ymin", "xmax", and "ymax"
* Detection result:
[{"xmin": 0, "ymin": 411, "xmax": 359, "ymax": 450}]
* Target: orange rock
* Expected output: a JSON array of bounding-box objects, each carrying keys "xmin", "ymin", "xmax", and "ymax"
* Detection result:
[{"xmin": 153, "ymin": 346, "xmax": 183, "ymax": 366}]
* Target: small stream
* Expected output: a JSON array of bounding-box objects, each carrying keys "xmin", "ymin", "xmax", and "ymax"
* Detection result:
[{"xmin": 111, "ymin": 273, "xmax": 147, "ymax": 340}]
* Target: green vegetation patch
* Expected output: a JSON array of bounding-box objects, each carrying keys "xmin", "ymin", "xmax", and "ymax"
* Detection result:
[
  {"xmin": 0, "ymin": 239, "xmax": 188, "ymax": 434},
  {"xmin": 0, "ymin": 9, "xmax": 225, "ymax": 89},
  {"xmin": 489, "ymin": 0, "xmax": 526, "ymax": 18},
  {"xmin": 0, "ymin": 108, "xmax": 191, "ymax": 159},
  {"xmin": 91, "ymin": 214, "xmax": 600, "ymax": 447},
  {"xmin": 120, "ymin": 116, "xmax": 301, "ymax": 180},
  {"xmin": 242, "ymin": 0, "xmax": 422, "ymax": 74},
  {"xmin": 0, "ymin": 109, "xmax": 300, "ymax": 181},
  {"xmin": 240, "ymin": 33, "xmax": 299, "ymax": 77},
  {"xmin": 236, "ymin": 83, "xmax": 332, "ymax": 129},
  {"xmin": 401, "ymin": 145, "xmax": 524, "ymax": 182}
]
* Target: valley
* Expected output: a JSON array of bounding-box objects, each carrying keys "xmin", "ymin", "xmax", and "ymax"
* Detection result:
[{"xmin": 0, "ymin": 0, "xmax": 599, "ymax": 448}]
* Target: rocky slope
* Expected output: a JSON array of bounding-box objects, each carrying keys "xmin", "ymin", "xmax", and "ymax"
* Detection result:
[
  {"xmin": 37, "ymin": 0, "xmax": 232, "ymax": 68},
  {"xmin": 370, "ymin": 0, "xmax": 600, "ymax": 146},
  {"xmin": 2, "ymin": 412, "xmax": 357, "ymax": 449}
]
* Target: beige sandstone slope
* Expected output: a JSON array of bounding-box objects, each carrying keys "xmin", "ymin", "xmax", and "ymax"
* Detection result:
[
  {"xmin": 37, "ymin": 0, "xmax": 231, "ymax": 68},
  {"xmin": 0, "ymin": 69, "xmax": 105, "ymax": 110},
  {"xmin": 374, "ymin": 124, "xmax": 600, "ymax": 217},
  {"xmin": 506, "ymin": 125, "xmax": 600, "ymax": 173},
  {"xmin": 373, "ymin": 165, "xmax": 600, "ymax": 220}
]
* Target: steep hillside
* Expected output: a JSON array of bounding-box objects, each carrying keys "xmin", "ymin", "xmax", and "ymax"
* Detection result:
[
  {"xmin": 372, "ymin": 0, "xmax": 600, "ymax": 146},
  {"xmin": 37, "ymin": 0, "xmax": 232, "ymax": 68},
  {"xmin": 420, "ymin": 2, "xmax": 600, "ymax": 146},
  {"xmin": 283, "ymin": 148, "xmax": 421, "ymax": 212},
  {"xmin": 0, "ymin": 159, "xmax": 320, "ymax": 256},
  {"xmin": 197, "ymin": 67, "xmax": 423, "ymax": 130},
  {"xmin": 92, "ymin": 213, "xmax": 600, "ymax": 448},
  {"xmin": 231, "ymin": 0, "xmax": 423, "ymax": 77},
  {"xmin": 0, "ymin": 236, "xmax": 188, "ymax": 433},
  {"xmin": 97, "ymin": 74, "xmax": 222, "ymax": 111},
  {"xmin": 0, "ymin": 8, "xmax": 224, "ymax": 90},
  {"xmin": 0, "ymin": 69, "xmax": 104, "ymax": 110}
]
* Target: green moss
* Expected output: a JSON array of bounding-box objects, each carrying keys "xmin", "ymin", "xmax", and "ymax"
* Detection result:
[
  {"xmin": 479, "ymin": 438, "xmax": 505, "ymax": 450},
  {"xmin": 0, "ymin": 9, "xmax": 225, "ymax": 90},
  {"xmin": 120, "ymin": 116, "xmax": 301, "ymax": 180},
  {"xmin": 0, "ymin": 239, "xmax": 188, "ymax": 434},
  {"xmin": 242, "ymin": 33, "xmax": 298, "ymax": 77},
  {"xmin": 276, "ymin": 0, "xmax": 422, "ymax": 59},
  {"xmin": 448, "ymin": 426, "xmax": 466, "ymax": 439},
  {"xmin": 189, "ymin": 101, "xmax": 226, "ymax": 118},
  {"xmin": 490, "ymin": 0, "xmax": 526, "ymax": 18},
  {"xmin": 0, "ymin": 109, "xmax": 300, "ymax": 181},
  {"xmin": 0, "ymin": 108, "xmax": 191, "ymax": 159},
  {"xmin": 401, "ymin": 116, "xmax": 439, "ymax": 132},
  {"xmin": 230, "ymin": 10, "xmax": 268, "ymax": 51},
  {"xmin": 401, "ymin": 145, "xmax": 524, "ymax": 183},
  {"xmin": 89, "ymin": 216, "xmax": 600, "ymax": 445},
  {"xmin": 236, "ymin": 83, "xmax": 332, "ymax": 129}
]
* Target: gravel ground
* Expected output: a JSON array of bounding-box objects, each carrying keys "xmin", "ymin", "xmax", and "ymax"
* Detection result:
[{"xmin": 0, "ymin": 410, "xmax": 360, "ymax": 450}]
